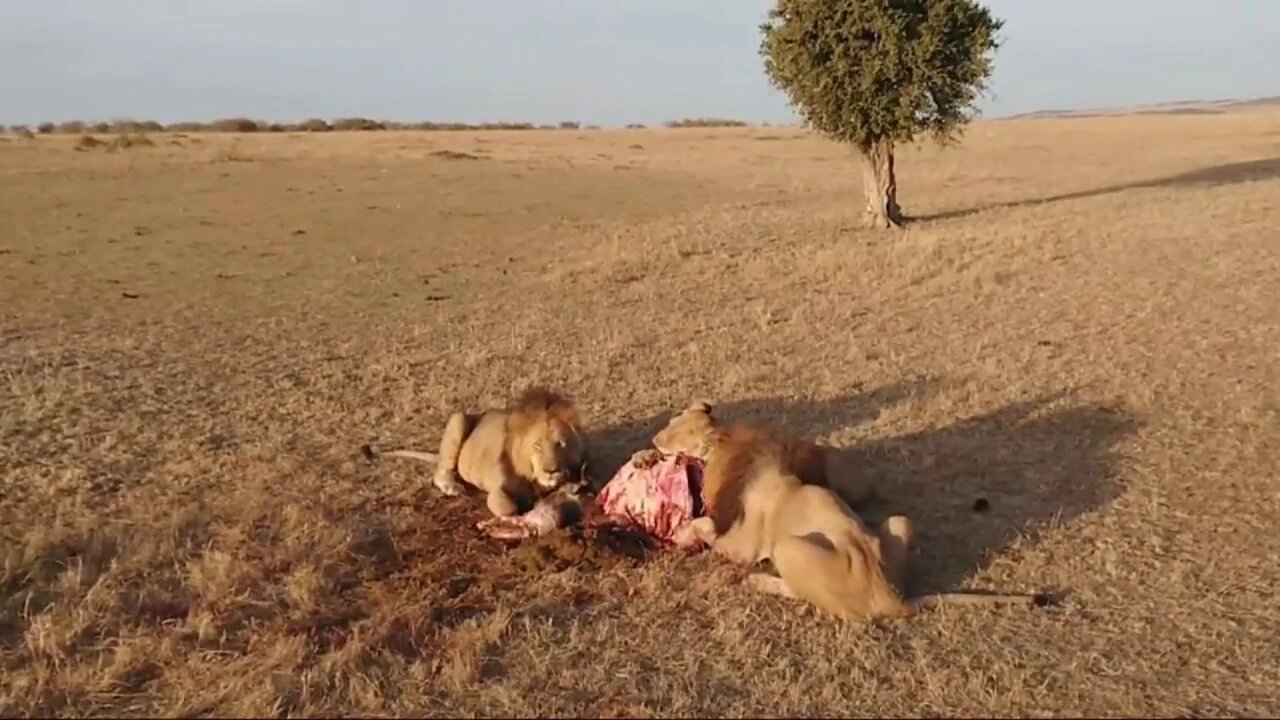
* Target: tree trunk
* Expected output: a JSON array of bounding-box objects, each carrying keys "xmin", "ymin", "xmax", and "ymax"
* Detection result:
[{"xmin": 858, "ymin": 139, "xmax": 903, "ymax": 229}]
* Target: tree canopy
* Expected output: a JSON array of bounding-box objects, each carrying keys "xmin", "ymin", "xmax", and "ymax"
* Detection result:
[{"xmin": 760, "ymin": 0, "xmax": 1004, "ymax": 148}]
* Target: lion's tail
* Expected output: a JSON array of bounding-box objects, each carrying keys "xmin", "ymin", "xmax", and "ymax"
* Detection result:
[
  {"xmin": 379, "ymin": 449, "xmax": 440, "ymax": 464},
  {"xmin": 908, "ymin": 592, "xmax": 1049, "ymax": 614}
]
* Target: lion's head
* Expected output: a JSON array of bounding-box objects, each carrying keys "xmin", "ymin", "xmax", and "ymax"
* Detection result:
[
  {"xmin": 652, "ymin": 400, "xmax": 720, "ymax": 459},
  {"xmin": 507, "ymin": 387, "xmax": 587, "ymax": 491}
]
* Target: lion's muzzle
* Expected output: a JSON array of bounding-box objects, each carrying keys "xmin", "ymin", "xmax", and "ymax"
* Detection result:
[{"xmin": 535, "ymin": 467, "xmax": 570, "ymax": 490}]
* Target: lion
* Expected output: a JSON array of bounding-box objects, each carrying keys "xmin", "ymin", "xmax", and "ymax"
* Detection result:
[
  {"xmin": 378, "ymin": 387, "xmax": 588, "ymax": 518},
  {"xmin": 649, "ymin": 401, "xmax": 1047, "ymax": 621},
  {"xmin": 629, "ymin": 400, "xmax": 877, "ymax": 513}
]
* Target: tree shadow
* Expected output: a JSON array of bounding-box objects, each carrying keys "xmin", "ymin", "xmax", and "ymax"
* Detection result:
[
  {"xmin": 586, "ymin": 382, "xmax": 1140, "ymax": 598},
  {"xmin": 912, "ymin": 156, "xmax": 1280, "ymax": 222}
]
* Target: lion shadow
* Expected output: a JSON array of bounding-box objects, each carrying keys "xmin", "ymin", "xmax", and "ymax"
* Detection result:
[{"xmin": 585, "ymin": 379, "xmax": 1139, "ymax": 598}]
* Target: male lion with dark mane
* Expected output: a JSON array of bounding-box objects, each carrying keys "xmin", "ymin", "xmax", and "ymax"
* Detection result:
[
  {"xmin": 379, "ymin": 387, "xmax": 587, "ymax": 517},
  {"xmin": 629, "ymin": 400, "xmax": 878, "ymax": 513}
]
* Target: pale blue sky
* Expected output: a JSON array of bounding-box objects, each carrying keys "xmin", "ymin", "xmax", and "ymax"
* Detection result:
[{"xmin": 3, "ymin": 0, "xmax": 1278, "ymax": 127}]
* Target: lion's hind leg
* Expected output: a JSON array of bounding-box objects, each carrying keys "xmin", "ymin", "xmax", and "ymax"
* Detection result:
[
  {"xmin": 771, "ymin": 531, "xmax": 911, "ymax": 621},
  {"xmin": 876, "ymin": 515, "xmax": 915, "ymax": 596},
  {"xmin": 769, "ymin": 533, "xmax": 867, "ymax": 619},
  {"xmin": 432, "ymin": 412, "xmax": 470, "ymax": 496}
]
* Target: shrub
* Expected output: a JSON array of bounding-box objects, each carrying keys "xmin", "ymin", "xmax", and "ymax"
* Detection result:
[
  {"xmin": 297, "ymin": 118, "xmax": 331, "ymax": 132},
  {"xmin": 331, "ymin": 117, "xmax": 386, "ymax": 131},
  {"xmin": 477, "ymin": 122, "xmax": 536, "ymax": 131},
  {"xmin": 74, "ymin": 134, "xmax": 105, "ymax": 150},
  {"xmin": 104, "ymin": 119, "xmax": 154, "ymax": 133},
  {"xmin": 165, "ymin": 122, "xmax": 208, "ymax": 132},
  {"xmin": 208, "ymin": 118, "xmax": 262, "ymax": 133},
  {"xmin": 665, "ymin": 118, "xmax": 749, "ymax": 128}
]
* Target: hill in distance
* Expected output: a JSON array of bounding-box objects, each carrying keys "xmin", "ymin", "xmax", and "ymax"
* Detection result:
[{"xmin": 1000, "ymin": 94, "xmax": 1280, "ymax": 121}]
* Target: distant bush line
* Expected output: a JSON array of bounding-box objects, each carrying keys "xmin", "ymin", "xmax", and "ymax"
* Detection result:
[
  {"xmin": 663, "ymin": 118, "xmax": 750, "ymax": 128},
  {"xmin": 2, "ymin": 117, "xmax": 760, "ymax": 135}
]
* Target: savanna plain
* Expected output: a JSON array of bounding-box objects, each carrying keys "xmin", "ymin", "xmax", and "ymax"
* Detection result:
[{"xmin": 1, "ymin": 112, "xmax": 1279, "ymax": 717}]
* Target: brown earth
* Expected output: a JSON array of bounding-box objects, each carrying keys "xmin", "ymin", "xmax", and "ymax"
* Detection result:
[{"xmin": 2, "ymin": 113, "xmax": 1279, "ymax": 716}]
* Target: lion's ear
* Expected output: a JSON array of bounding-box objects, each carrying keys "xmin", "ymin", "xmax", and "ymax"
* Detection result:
[{"xmin": 687, "ymin": 399, "xmax": 713, "ymax": 415}]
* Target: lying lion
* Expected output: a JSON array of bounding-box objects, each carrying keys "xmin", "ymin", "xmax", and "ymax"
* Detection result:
[
  {"xmin": 649, "ymin": 401, "xmax": 1046, "ymax": 621},
  {"xmin": 377, "ymin": 387, "xmax": 588, "ymax": 517}
]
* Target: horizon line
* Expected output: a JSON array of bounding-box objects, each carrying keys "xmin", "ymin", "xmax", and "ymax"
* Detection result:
[{"xmin": 6, "ymin": 93, "xmax": 1278, "ymax": 132}]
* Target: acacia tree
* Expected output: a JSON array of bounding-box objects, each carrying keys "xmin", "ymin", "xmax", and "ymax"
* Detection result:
[{"xmin": 761, "ymin": 0, "xmax": 1003, "ymax": 229}]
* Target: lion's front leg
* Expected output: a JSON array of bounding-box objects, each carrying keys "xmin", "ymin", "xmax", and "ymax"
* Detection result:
[
  {"xmin": 432, "ymin": 412, "xmax": 471, "ymax": 497},
  {"xmin": 678, "ymin": 519, "xmax": 763, "ymax": 568},
  {"xmin": 485, "ymin": 488, "xmax": 522, "ymax": 518}
]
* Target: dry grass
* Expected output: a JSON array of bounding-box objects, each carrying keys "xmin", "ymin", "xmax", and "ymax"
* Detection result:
[
  {"xmin": 2, "ymin": 112, "xmax": 1279, "ymax": 717},
  {"xmin": 73, "ymin": 134, "xmax": 156, "ymax": 153}
]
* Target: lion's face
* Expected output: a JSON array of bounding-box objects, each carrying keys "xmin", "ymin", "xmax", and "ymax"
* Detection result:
[
  {"xmin": 525, "ymin": 417, "xmax": 585, "ymax": 491},
  {"xmin": 652, "ymin": 401, "xmax": 717, "ymax": 458}
]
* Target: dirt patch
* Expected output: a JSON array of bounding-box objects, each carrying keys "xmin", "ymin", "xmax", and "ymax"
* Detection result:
[
  {"xmin": 333, "ymin": 496, "xmax": 660, "ymax": 660},
  {"xmin": 509, "ymin": 523, "xmax": 660, "ymax": 573},
  {"xmin": 394, "ymin": 496, "xmax": 660, "ymax": 578}
]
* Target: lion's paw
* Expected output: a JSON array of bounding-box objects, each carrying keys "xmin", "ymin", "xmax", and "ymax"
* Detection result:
[
  {"xmin": 476, "ymin": 516, "xmax": 534, "ymax": 541},
  {"xmin": 745, "ymin": 573, "xmax": 794, "ymax": 598},
  {"xmin": 672, "ymin": 521, "xmax": 707, "ymax": 551},
  {"xmin": 432, "ymin": 470, "xmax": 465, "ymax": 497},
  {"xmin": 630, "ymin": 449, "xmax": 663, "ymax": 469}
]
